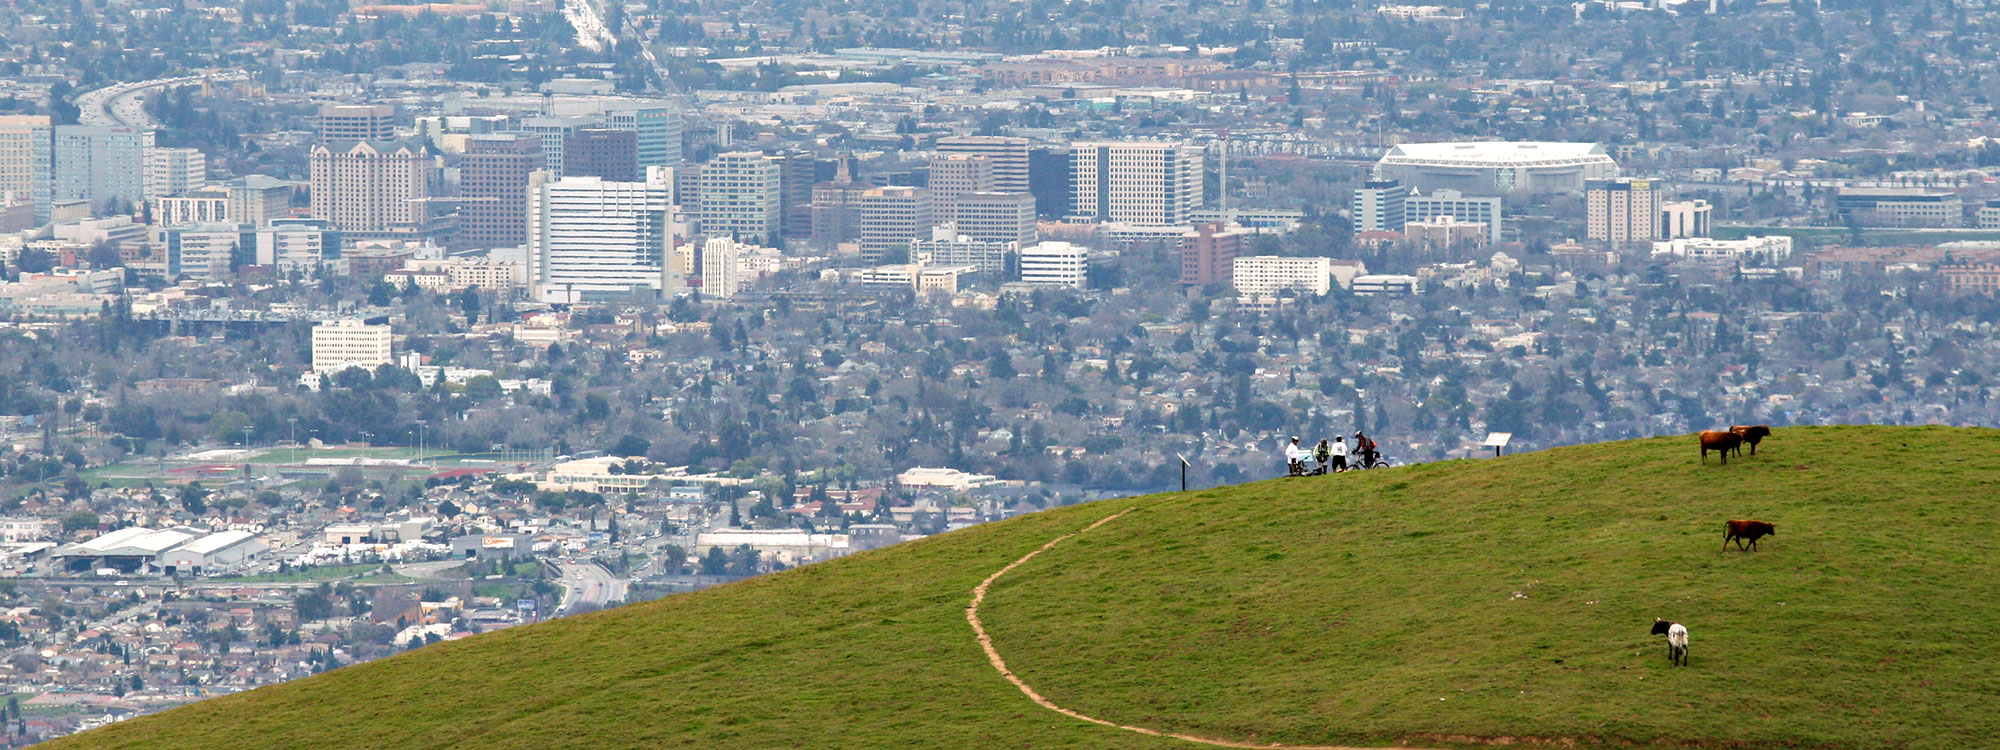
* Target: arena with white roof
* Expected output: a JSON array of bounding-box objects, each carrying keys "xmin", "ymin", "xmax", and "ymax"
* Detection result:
[{"xmin": 1375, "ymin": 141, "xmax": 1617, "ymax": 195}]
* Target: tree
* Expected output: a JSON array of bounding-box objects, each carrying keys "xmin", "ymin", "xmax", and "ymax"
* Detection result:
[
  {"xmin": 14, "ymin": 248, "xmax": 52, "ymax": 274},
  {"xmin": 178, "ymin": 484, "xmax": 208, "ymax": 515},
  {"xmin": 700, "ymin": 547, "xmax": 729, "ymax": 575},
  {"xmin": 610, "ymin": 435, "xmax": 650, "ymax": 457},
  {"xmin": 464, "ymin": 375, "xmax": 503, "ymax": 400},
  {"xmin": 60, "ymin": 511, "xmax": 98, "ymax": 534}
]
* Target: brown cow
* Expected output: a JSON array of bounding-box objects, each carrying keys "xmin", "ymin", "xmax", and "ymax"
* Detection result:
[
  {"xmin": 1724, "ymin": 519, "xmax": 1776, "ymax": 551},
  {"xmin": 1730, "ymin": 425, "xmax": 1772, "ymax": 456},
  {"xmin": 1699, "ymin": 430, "xmax": 1741, "ymax": 464}
]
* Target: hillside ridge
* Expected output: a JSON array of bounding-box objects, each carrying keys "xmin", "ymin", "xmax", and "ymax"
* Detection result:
[{"xmin": 46, "ymin": 426, "xmax": 2000, "ymax": 750}]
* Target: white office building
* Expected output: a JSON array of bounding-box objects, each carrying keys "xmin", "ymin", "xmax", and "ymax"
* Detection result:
[
  {"xmin": 153, "ymin": 188, "xmax": 230, "ymax": 226},
  {"xmin": 1405, "ymin": 189, "xmax": 1503, "ymax": 243},
  {"xmin": 1070, "ymin": 141, "xmax": 1204, "ymax": 226},
  {"xmin": 698, "ymin": 151, "xmax": 783, "ymax": 245},
  {"xmin": 1351, "ymin": 274, "xmax": 1420, "ymax": 297},
  {"xmin": 700, "ymin": 236, "xmax": 743, "ymax": 299},
  {"xmin": 927, "ymin": 153, "xmax": 994, "ymax": 217},
  {"xmin": 1660, "ymin": 199, "xmax": 1712, "ymax": 239},
  {"xmin": 528, "ymin": 175, "xmax": 678, "ymax": 304},
  {"xmin": 256, "ymin": 220, "xmax": 340, "ymax": 276},
  {"xmin": 1232, "ymin": 256, "xmax": 1333, "ymax": 297},
  {"xmin": 1018, "ymin": 241, "xmax": 1089, "ymax": 288},
  {"xmin": 161, "ymin": 223, "xmax": 252, "ymax": 281},
  {"xmin": 912, "ymin": 236, "xmax": 1016, "ymax": 278},
  {"xmin": 1353, "ymin": 179, "xmax": 1408, "ymax": 233},
  {"xmin": 858, "ymin": 186, "xmax": 934, "ymax": 262},
  {"xmin": 1651, "ymin": 236, "xmax": 1793, "ymax": 265},
  {"xmin": 312, "ymin": 319, "xmax": 393, "ymax": 373},
  {"xmin": 53, "ymin": 125, "xmax": 148, "ymax": 211},
  {"xmin": 146, "ymin": 147, "xmax": 207, "ymax": 199},
  {"xmin": 936, "ymin": 136, "xmax": 1031, "ymax": 193}
]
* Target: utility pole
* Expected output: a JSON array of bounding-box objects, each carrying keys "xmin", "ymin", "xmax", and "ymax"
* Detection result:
[{"xmin": 1177, "ymin": 454, "xmax": 1190, "ymax": 492}]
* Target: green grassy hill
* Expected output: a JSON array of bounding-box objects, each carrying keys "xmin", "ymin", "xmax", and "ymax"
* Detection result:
[{"xmin": 50, "ymin": 426, "xmax": 2000, "ymax": 749}]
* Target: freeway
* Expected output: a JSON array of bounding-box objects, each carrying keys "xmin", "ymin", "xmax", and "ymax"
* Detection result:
[
  {"xmin": 74, "ymin": 72, "xmax": 248, "ymax": 129},
  {"xmin": 552, "ymin": 559, "xmax": 627, "ymax": 615}
]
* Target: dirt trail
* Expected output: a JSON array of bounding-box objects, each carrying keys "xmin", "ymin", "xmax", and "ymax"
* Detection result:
[{"xmin": 965, "ymin": 507, "xmax": 1451, "ymax": 750}]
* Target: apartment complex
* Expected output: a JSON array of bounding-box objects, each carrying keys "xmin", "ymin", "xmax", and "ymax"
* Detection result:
[
  {"xmin": 927, "ymin": 153, "xmax": 994, "ymax": 218},
  {"xmin": 1585, "ymin": 178, "xmax": 1665, "ymax": 248},
  {"xmin": 1233, "ymin": 255, "xmax": 1332, "ymax": 297}
]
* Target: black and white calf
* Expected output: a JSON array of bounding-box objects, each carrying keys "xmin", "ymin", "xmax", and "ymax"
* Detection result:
[{"xmin": 1651, "ymin": 618, "xmax": 1689, "ymax": 666}]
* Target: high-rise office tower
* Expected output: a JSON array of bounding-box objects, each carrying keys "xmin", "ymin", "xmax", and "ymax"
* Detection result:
[
  {"xmin": 1070, "ymin": 141, "xmax": 1203, "ymax": 226},
  {"xmin": 0, "ymin": 115, "xmax": 51, "ymax": 221},
  {"xmin": 698, "ymin": 151, "xmax": 782, "ymax": 245},
  {"xmin": 146, "ymin": 147, "xmax": 207, "ymax": 199},
  {"xmin": 1027, "ymin": 146, "xmax": 1071, "ymax": 219},
  {"xmin": 227, "ymin": 175, "xmax": 294, "ymax": 229},
  {"xmin": 927, "ymin": 153, "xmax": 994, "ymax": 219},
  {"xmin": 953, "ymin": 191, "xmax": 1038, "ymax": 246},
  {"xmin": 936, "ymin": 136, "xmax": 1030, "ymax": 193},
  {"xmin": 700, "ymin": 236, "xmax": 743, "ymax": 299},
  {"xmin": 317, "ymin": 105, "xmax": 396, "ymax": 145},
  {"xmin": 563, "ymin": 128, "xmax": 638, "ymax": 182},
  {"xmin": 810, "ymin": 160, "xmax": 872, "ymax": 249},
  {"xmin": 459, "ymin": 134, "xmax": 543, "ymax": 249},
  {"xmin": 308, "ymin": 140, "xmax": 432, "ymax": 234},
  {"xmin": 520, "ymin": 115, "xmax": 595, "ymax": 178},
  {"xmin": 1352, "ymin": 179, "xmax": 1408, "ymax": 233},
  {"xmin": 602, "ymin": 104, "xmax": 682, "ymax": 170},
  {"xmin": 528, "ymin": 175, "xmax": 676, "ymax": 303},
  {"xmin": 858, "ymin": 186, "xmax": 933, "ymax": 262},
  {"xmin": 1180, "ymin": 221, "xmax": 1245, "ymax": 286},
  {"xmin": 771, "ymin": 151, "xmax": 815, "ymax": 244},
  {"xmin": 53, "ymin": 125, "xmax": 148, "ymax": 213}
]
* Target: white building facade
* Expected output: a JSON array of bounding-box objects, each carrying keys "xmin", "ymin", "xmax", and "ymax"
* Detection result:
[{"xmin": 528, "ymin": 175, "xmax": 677, "ymax": 303}]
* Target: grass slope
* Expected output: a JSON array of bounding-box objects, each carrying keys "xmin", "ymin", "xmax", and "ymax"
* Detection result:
[{"xmin": 49, "ymin": 426, "xmax": 2000, "ymax": 750}]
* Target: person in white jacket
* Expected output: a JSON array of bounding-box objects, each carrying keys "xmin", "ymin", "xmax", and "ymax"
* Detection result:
[
  {"xmin": 1283, "ymin": 437, "xmax": 1311, "ymax": 476},
  {"xmin": 1330, "ymin": 436, "xmax": 1349, "ymax": 472}
]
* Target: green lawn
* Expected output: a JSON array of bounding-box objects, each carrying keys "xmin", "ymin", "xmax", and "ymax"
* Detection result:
[{"xmin": 43, "ymin": 426, "xmax": 2000, "ymax": 750}]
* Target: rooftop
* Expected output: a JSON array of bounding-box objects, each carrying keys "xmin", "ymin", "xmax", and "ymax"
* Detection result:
[{"xmin": 1381, "ymin": 141, "xmax": 1612, "ymax": 167}]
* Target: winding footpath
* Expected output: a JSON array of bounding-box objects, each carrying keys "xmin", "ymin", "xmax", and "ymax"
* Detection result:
[{"xmin": 965, "ymin": 507, "xmax": 1447, "ymax": 750}]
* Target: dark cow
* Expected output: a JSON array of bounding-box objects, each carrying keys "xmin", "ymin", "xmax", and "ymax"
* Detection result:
[
  {"xmin": 1699, "ymin": 430, "xmax": 1741, "ymax": 464},
  {"xmin": 1723, "ymin": 519, "xmax": 1776, "ymax": 551},
  {"xmin": 1730, "ymin": 425, "xmax": 1772, "ymax": 456}
]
